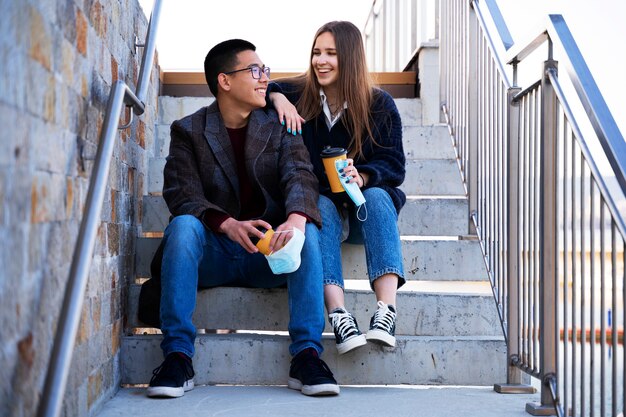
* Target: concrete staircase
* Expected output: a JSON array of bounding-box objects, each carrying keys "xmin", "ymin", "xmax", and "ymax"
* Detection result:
[{"xmin": 119, "ymin": 91, "xmax": 507, "ymax": 388}]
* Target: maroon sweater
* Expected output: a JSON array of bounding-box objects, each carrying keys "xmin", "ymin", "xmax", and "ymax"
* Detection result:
[{"xmin": 202, "ymin": 125, "xmax": 264, "ymax": 231}]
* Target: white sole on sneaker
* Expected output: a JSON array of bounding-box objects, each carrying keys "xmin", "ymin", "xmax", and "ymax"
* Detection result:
[
  {"xmin": 288, "ymin": 378, "xmax": 340, "ymax": 396},
  {"xmin": 336, "ymin": 333, "xmax": 367, "ymax": 355},
  {"xmin": 147, "ymin": 379, "xmax": 194, "ymax": 398},
  {"xmin": 366, "ymin": 329, "xmax": 396, "ymax": 347}
]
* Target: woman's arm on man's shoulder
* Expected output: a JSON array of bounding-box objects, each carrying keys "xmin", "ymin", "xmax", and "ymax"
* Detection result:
[{"xmin": 267, "ymin": 81, "xmax": 305, "ymax": 134}]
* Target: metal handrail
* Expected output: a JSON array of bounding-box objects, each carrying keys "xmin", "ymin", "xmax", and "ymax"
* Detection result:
[
  {"xmin": 36, "ymin": 1, "xmax": 163, "ymax": 417},
  {"xmin": 440, "ymin": 0, "xmax": 626, "ymax": 415},
  {"xmin": 506, "ymin": 15, "xmax": 626, "ymax": 197}
]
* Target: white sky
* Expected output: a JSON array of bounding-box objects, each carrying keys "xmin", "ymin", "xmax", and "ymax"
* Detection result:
[{"xmin": 138, "ymin": 0, "xmax": 625, "ymax": 136}]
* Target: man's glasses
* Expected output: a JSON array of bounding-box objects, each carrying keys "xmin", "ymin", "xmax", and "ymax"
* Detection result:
[{"xmin": 223, "ymin": 65, "xmax": 271, "ymax": 80}]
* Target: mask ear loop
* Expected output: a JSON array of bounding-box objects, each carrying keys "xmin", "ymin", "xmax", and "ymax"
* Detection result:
[
  {"xmin": 356, "ymin": 203, "xmax": 367, "ymax": 222},
  {"xmin": 265, "ymin": 228, "xmax": 296, "ymax": 255},
  {"xmin": 272, "ymin": 229, "xmax": 294, "ymax": 235}
]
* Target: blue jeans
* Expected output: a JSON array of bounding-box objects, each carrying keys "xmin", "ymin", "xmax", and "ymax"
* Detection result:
[
  {"xmin": 318, "ymin": 188, "xmax": 406, "ymax": 290},
  {"xmin": 159, "ymin": 215, "xmax": 325, "ymax": 358}
]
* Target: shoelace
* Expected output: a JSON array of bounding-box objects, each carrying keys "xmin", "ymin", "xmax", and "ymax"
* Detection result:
[
  {"xmin": 150, "ymin": 354, "xmax": 193, "ymax": 383},
  {"xmin": 300, "ymin": 355, "xmax": 335, "ymax": 379},
  {"xmin": 371, "ymin": 301, "xmax": 396, "ymax": 332},
  {"xmin": 329, "ymin": 310, "xmax": 359, "ymax": 339}
]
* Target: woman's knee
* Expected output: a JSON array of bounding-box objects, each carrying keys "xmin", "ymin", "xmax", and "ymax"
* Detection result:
[{"xmin": 361, "ymin": 188, "xmax": 396, "ymax": 218}]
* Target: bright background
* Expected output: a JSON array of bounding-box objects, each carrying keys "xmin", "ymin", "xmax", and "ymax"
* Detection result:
[{"xmin": 138, "ymin": 0, "xmax": 625, "ymax": 136}]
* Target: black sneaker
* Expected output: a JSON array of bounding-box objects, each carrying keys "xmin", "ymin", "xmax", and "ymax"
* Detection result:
[
  {"xmin": 328, "ymin": 308, "xmax": 367, "ymax": 354},
  {"xmin": 288, "ymin": 348, "xmax": 340, "ymax": 396},
  {"xmin": 366, "ymin": 301, "xmax": 397, "ymax": 347},
  {"xmin": 147, "ymin": 352, "xmax": 195, "ymax": 398}
]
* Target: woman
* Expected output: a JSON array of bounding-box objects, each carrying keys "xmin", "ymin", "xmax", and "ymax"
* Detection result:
[{"xmin": 268, "ymin": 21, "xmax": 406, "ymax": 355}]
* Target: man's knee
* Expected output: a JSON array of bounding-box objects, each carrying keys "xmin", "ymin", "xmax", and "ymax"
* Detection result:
[{"xmin": 164, "ymin": 214, "xmax": 205, "ymax": 243}]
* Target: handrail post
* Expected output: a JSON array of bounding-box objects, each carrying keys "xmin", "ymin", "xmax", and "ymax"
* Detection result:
[
  {"xmin": 526, "ymin": 53, "xmax": 559, "ymax": 416},
  {"xmin": 494, "ymin": 86, "xmax": 535, "ymax": 394}
]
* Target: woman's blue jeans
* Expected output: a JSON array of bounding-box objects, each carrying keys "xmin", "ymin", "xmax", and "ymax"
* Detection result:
[
  {"xmin": 159, "ymin": 215, "xmax": 325, "ymax": 358},
  {"xmin": 318, "ymin": 188, "xmax": 406, "ymax": 290}
]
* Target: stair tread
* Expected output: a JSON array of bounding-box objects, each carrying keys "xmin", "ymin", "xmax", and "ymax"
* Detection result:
[{"xmin": 96, "ymin": 385, "xmax": 539, "ymax": 417}]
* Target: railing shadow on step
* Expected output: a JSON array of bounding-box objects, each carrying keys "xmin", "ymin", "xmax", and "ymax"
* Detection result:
[
  {"xmin": 440, "ymin": 0, "xmax": 625, "ymax": 416},
  {"xmin": 35, "ymin": 1, "xmax": 163, "ymax": 417}
]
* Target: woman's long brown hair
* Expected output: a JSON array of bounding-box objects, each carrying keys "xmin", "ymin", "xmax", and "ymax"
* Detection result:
[{"xmin": 288, "ymin": 21, "xmax": 378, "ymax": 159}]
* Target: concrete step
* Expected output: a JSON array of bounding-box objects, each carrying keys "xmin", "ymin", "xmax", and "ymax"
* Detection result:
[
  {"xmin": 153, "ymin": 123, "xmax": 453, "ymax": 160},
  {"xmin": 140, "ymin": 194, "xmax": 469, "ymax": 236},
  {"xmin": 135, "ymin": 236, "xmax": 488, "ymax": 281},
  {"xmin": 147, "ymin": 155, "xmax": 465, "ymax": 196},
  {"xmin": 121, "ymin": 333, "xmax": 506, "ymax": 386},
  {"xmin": 400, "ymin": 159, "xmax": 465, "ymax": 196},
  {"xmin": 96, "ymin": 385, "xmax": 540, "ymax": 417},
  {"xmin": 403, "ymin": 125, "xmax": 455, "ymax": 160},
  {"xmin": 158, "ymin": 96, "xmax": 422, "ymax": 127},
  {"xmin": 127, "ymin": 282, "xmax": 501, "ymax": 336}
]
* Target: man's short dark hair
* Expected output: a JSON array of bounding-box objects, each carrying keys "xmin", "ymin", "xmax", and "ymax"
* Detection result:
[{"xmin": 204, "ymin": 39, "xmax": 256, "ymax": 97}]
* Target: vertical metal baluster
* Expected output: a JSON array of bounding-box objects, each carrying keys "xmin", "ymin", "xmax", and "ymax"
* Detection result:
[
  {"xmin": 480, "ymin": 36, "xmax": 486, "ymax": 242},
  {"xmin": 563, "ymin": 111, "xmax": 570, "ymax": 415},
  {"xmin": 522, "ymin": 94, "xmax": 529, "ymax": 368},
  {"xmin": 488, "ymin": 62, "xmax": 494, "ymax": 285},
  {"xmin": 524, "ymin": 93, "xmax": 530, "ymax": 369},
  {"xmin": 580, "ymin": 157, "xmax": 586, "ymax": 416},
  {"xmin": 533, "ymin": 86, "xmax": 540, "ymax": 374},
  {"xmin": 600, "ymin": 201, "xmax": 606, "ymax": 417},
  {"xmin": 610, "ymin": 222, "xmax": 617, "ymax": 417},
  {"xmin": 501, "ymin": 80, "xmax": 507, "ymax": 319},
  {"xmin": 571, "ymin": 128, "xmax": 578, "ymax": 417},
  {"xmin": 590, "ymin": 182, "xmax": 596, "ymax": 417},
  {"xmin": 528, "ymin": 91, "xmax": 535, "ymax": 371}
]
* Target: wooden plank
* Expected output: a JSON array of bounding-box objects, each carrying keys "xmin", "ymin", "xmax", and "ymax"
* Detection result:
[{"xmin": 162, "ymin": 71, "xmax": 416, "ymax": 86}]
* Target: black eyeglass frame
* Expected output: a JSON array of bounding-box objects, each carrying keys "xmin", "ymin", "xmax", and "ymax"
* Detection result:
[{"xmin": 222, "ymin": 65, "xmax": 271, "ymax": 80}]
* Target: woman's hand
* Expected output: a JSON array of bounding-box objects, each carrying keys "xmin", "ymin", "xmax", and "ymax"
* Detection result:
[
  {"xmin": 340, "ymin": 159, "xmax": 368, "ymax": 188},
  {"xmin": 270, "ymin": 92, "xmax": 305, "ymax": 135}
]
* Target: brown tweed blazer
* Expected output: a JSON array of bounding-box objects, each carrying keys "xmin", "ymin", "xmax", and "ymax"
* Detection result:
[{"xmin": 163, "ymin": 101, "xmax": 321, "ymax": 228}]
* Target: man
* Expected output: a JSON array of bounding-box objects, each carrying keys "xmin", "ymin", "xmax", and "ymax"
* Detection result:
[{"xmin": 146, "ymin": 39, "xmax": 339, "ymax": 398}]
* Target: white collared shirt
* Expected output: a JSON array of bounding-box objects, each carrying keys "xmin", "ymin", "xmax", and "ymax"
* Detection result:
[{"xmin": 320, "ymin": 89, "xmax": 348, "ymax": 130}]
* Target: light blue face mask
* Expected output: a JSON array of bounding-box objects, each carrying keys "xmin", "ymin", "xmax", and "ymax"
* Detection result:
[
  {"xmin": 264, "ymin": 228, "xmax": 306, "ymax": 275},
  {"xmin": 335, "ymin": 159, "xmax": 368, "ymax": 221}
]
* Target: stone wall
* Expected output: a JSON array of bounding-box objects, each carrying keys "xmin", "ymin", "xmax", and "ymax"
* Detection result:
[{"xmin": 0, "ymin": 0, "xmax": 159, "ymax": 416}]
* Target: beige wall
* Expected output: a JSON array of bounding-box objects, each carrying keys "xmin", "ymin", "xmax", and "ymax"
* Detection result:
[{"xmin": 0, "ymin": 0, "xmax": 159, "ymax": 415}]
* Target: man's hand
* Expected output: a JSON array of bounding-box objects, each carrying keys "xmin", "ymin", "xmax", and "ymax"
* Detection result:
[
  {"xmin": 269, "ymin": 213, "xmax": 307, "ymax": 253},
  {"xmin": 218, "ymin": 218, "xmax": 273, "ymax": 254}
]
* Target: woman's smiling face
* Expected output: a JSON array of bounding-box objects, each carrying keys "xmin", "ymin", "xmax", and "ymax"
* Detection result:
[{"xmin": 312, "ymin": 32, "xmax": 339, "ymax": 89}]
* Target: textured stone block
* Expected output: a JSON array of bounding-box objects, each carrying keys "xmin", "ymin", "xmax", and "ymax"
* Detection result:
[
  {"xmin": 76, "ymin": 7, "xmax": 88, "ymax": 56},
  {"xmin": 30, "ymin": 171, "xmax": 67, "ymax": 223},
  {"xmin": 28, "ymin": 5, "xmax": 52, "ymax": 70}
]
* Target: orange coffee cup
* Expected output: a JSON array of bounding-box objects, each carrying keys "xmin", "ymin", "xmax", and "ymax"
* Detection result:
[
  {"xmin": 253, "ymin": 228, "xmax": 275, "ymax": 255},
  {"xmin": 321, "ymin": 147, "xmax": 347, "ymax": 193}
]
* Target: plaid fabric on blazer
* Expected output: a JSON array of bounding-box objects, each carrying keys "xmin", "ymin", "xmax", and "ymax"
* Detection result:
[
  {"xmin": 138, "ymin": 102, "xmax": 321, "ymax": 327},
  {"xmin": 163, "ymin": 101, "xmax": 321, "ymax": 228}
]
